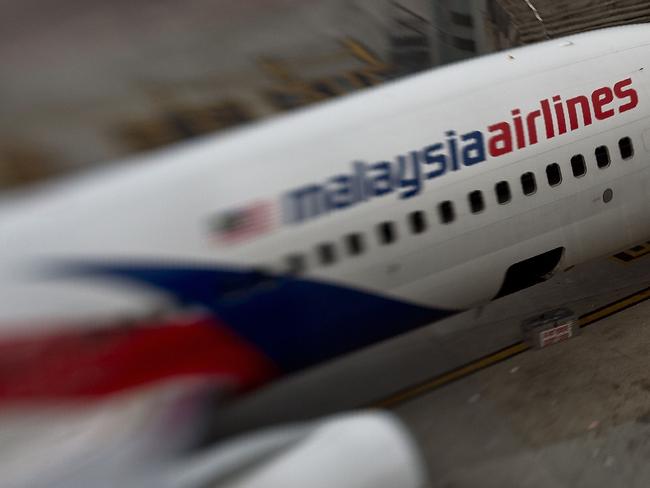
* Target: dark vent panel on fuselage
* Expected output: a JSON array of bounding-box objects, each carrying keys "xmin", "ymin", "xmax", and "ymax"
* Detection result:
[{"xmin": 494, "ymin": 247, "xmax": 565, "ymax": 299}]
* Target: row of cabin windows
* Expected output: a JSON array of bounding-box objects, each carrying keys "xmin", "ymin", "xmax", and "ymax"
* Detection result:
[
  {"xmin": 440, "ymin": 136, "xmax": 635, "ymax": 222},
  {"xmin": 284, "ymin": 137, "xmax": 635, "ymax": 274}
]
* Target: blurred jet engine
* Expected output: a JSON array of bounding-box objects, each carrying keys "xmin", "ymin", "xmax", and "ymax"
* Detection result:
[{"xmin": 162, "ymin": 410, "xmax": 427, "ymax": 488}]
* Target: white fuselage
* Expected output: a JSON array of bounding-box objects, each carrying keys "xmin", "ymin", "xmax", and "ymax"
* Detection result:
[{"xmin": 1, "ymin": 26, "xmax": 650, "ymax": 368}]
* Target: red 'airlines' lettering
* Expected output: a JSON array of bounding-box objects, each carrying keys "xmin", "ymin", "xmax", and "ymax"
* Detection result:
[{"xmin": 487, "ymin": 77, "xmax": 639, "ymax": 158}]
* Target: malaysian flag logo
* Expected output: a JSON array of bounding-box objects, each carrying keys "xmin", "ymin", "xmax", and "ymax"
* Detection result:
[{"xmin": 212, "ymin": 201, "xmax": 275, "ymax": 244}]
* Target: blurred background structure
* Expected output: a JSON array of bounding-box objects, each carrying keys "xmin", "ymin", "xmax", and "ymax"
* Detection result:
[{"xmin": 2, "ymin": 0, "xmax": 650, "ymax": 188}]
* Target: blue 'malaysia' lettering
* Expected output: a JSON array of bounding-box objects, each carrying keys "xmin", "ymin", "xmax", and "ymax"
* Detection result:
[{"xmin": 283, "ymin": 129, "xmax": 487, "ymax": 224}]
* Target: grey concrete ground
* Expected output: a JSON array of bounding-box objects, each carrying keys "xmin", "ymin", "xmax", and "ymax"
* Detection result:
[{"xmin": 398, "ymin": 293, "xmax": 650, "ymax": 488}]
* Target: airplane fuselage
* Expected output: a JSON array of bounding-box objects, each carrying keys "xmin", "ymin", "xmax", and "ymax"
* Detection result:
[{"xmin": 2, "ymin": 25, "xmax": 650, "ymax": 375}]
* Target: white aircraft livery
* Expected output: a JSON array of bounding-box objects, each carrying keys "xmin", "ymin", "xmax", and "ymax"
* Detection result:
[{"xmin": 1, "ymin": 25, "xmax": 650, "ymax": 398}]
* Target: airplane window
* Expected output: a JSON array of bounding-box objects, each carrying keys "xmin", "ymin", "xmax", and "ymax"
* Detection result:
[
  {"xmin": 595, "ymin": 146, "xmax": 610, "ymax": 168},
  {"xmin": 619, "ymin": 137, "xmax": 634, "ymax": 160},
  {"xmin": 316, "ymin": 243, "xmax": 337, "ymax": 265},
  {"xmin": 546, "ymin": 163, "xmax": 562, "ymax": 186},
  {"xmin": 345, "ymin": 233, "xmax": 365, "ymax": 255},
  {"xmin": 408, "ymin": 210, "xmax": 427, "ymax": 234},
  {"xmin": 438, "ymin": 201, "xmax": 455, "ymax": 224},
  {"xmin": 286, "ymin": 254, "xmax": 306, "ymax": 275},
  {"xmin": 571, "ymin": 154, "xmax": 586, "ymax": 177},
  {"xmin": 521, "ymin": 172, "xmax": 536, "ymax": 195},
  {"xmin": 377, "ymin": 221, "xmax": 397, "ymax": 244},
  {"xmin": 468, "ymin": 190, "xmax": 484, "ymax": 213},
  {"xmin": 495, "ymin": 181, "xmax": 511, "ymax": 204}
]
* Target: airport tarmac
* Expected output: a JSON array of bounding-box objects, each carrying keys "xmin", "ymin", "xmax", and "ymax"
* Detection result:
[{"xmin": 398, "ymin": 289, "xmax": 650, "ymax": 488}]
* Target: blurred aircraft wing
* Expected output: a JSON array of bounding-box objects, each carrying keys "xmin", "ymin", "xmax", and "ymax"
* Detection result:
[{"xmin": 0, "ymin": 315, "xmax": 427, "ymax": 487}]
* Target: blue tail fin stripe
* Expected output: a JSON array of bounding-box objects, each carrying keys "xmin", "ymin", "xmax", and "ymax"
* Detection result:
[{"xmin": 67, "ymin": 262, "xmax": 457, "ymax": 371}]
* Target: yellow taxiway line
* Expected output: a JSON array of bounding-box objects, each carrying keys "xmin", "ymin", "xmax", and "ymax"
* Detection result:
[{"xmin": 375, "ymin": 285, "xmax": 650, "ymax": 409}]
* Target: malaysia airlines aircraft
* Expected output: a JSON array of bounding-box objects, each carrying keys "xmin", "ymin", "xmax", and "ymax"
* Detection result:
[
  {"xmin": 0, "ymin": 24, "xmax": 649, "ymax": 486},
  {"xmin": 0, "ymin": 22, "xmax": 650, "ymax": 487}
]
